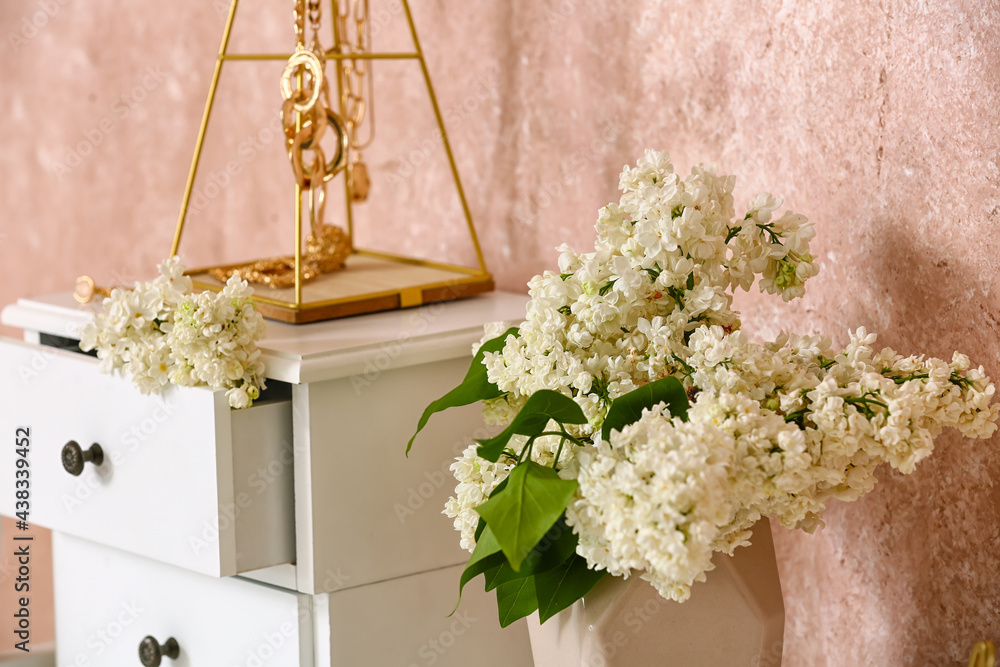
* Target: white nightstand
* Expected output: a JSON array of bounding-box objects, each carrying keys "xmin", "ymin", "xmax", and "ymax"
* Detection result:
[{"xmin": 0, "ymin": 292, "xmax": 534, "ymax": 666}]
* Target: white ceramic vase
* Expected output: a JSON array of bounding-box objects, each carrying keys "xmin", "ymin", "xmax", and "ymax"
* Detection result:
[{"xmin": 526, "ymin": 518, "xmax": 784, "ymax": 667}]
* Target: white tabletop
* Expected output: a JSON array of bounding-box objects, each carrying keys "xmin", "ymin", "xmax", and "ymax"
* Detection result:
[{"xmin": 1, "ymin": 292, "xmax": 528, "ymax": 384}]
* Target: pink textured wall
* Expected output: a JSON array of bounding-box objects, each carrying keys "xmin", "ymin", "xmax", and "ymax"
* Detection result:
[{"xmin": 2, "ymin": 0, "xmax": 999, "ymax": 663}]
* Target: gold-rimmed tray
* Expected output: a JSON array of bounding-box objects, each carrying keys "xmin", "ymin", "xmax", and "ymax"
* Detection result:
[{"xmin": 188, "ymin": 251, "xmax": 493, "ymax": 324}]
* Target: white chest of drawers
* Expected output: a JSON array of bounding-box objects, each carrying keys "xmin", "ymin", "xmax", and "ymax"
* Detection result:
[{"xmin": 0, "ymin": 292, "xmax": 534, "ymax": 667}]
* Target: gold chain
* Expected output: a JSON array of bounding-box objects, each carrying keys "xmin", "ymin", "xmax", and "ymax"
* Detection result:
[
  {"xmin": 293, "ymin": 0, "xmax": 306, "ymax": 47},
  {"xmin": 215, "ymin": 0, "xmax": 351, "ymax": 289},
  {"xmin": 307, "ymin": 0, "xmax": 324, "ymax": 56},
  {"xmin": 336, "ymin": 0, "xmax": 374, "ymax": 202},
  {"xmin": 307, "ymin": 0, "xmax": 321, "ymax": 32},
  {"xmin": 970, "ymin": 641, "xmax": 996, "ymax": 667}
]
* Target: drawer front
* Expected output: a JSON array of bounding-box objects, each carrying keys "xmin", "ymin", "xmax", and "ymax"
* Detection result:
[
  {"xmin": 295, "ymin": 358, "xmax": 481, "ymax": 594},
  {"xmin": 0, "ymin": 338, "xmax": 294, "ymax": 577},
  {"xmin": 321, "ymin": 563, "xmax": 534, "ymax": 666},
  {"xmin": 53, "ymin": 532, "xmax": 312, "ymax": 667}
]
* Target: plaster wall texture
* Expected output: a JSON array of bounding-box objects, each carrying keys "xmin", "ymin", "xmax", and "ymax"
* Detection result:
[{"xmin": 1, "ymin": 0, "xmax": 999, "ymax": 663}]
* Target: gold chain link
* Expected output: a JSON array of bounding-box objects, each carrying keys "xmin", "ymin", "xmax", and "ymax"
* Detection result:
[
  {"xmin": 293, "ymin": 0, "xmax": 306, "ymax": 47},
  {"xmin": 337, "ymin": 0, "xmax": 374, "ymax": 147},
  {"xmin": 307, "ymin": 0, "xmax": 321, "ymax": 30},
  {"xmin": 335, "ymin": 0, "xmax": 374, "ymax": 201}
]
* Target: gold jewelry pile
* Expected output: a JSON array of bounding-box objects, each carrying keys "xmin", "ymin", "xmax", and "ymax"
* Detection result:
[
  {"xmin": 214, "ymin": 0, "xmax": 362, "ymax": 289},
  {"xmin": 210, "ymin": 225, "xmax": 351, "ymax": 289}
]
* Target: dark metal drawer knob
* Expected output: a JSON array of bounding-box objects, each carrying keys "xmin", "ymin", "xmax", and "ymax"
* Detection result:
[
  {"xmin": 139, "ymin": 636, "xmax": 179, "ymax": 666},
  {"xmin": 61, "ymin": 441, "xmax": 104, "ymax": 476}
]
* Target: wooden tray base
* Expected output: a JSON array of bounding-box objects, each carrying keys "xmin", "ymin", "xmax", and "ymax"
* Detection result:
[{"xmin": 188, "ymin": 253, "xmax": 494, "ymax": 324}]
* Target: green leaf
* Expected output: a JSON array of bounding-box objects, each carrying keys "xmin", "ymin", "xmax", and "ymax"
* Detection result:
[
  {"xmin": 453, "ymin": 525, "xmax": 505, "ymax": 614},
  {"xmin": 475, "ymin": 461, "xmax": 578, "ymax": 571},
  {"xmin": 601, "ymin": 376, "xmax": 689, "ymax": 441},
  {"xmin": 475, "ymin": 390, "xmax": 586, "ymax": 462},
  {"xmin": 484, "ymin": 515, "xmax": 578, "ymax": 591},
  {"xmin": 535, "ymin": 554, "xmax": 607, "ymax": 623},
  {"xmin": 496, "ymin": 576, "xmax": 539, "ymax": 628},
  {"xmin": 482, "ymin": 561, "xmax": 504, "ymax": 592},
  {"xmin": 406, "ymin": 327, "xmax": 518, "ymax": 455}
]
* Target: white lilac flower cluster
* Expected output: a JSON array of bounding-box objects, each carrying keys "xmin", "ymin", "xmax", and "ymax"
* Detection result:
[
  {"xmin": 444, "ymin": 150, "xmax": 999, "ymax": 602},
  {"xmin": 570, "ymin": 329, "xmax": 997, "ymax": 600},
  {"xmin": 479, "ymin": 151, "xmax": 819, "ymax": 432},
  {"xmin": 80, "ymin": 257, "xmax": 267, "ymax": 409}
]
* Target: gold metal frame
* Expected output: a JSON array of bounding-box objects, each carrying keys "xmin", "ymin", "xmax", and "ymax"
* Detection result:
[
  {"xmin": 970, "ymin": 641, "xmax": 996, "ymax": 667},
  {"xmin": 170, "ymin": 0, "xmax": 492, "ymax": 322}
]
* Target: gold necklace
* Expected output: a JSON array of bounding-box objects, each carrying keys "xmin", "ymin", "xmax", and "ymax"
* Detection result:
[
  {"xmin": 336, "ymin": 0, "xmax": 375, "ymax": 202},
  {"xmin": 213, "ymin": 0, "xmax": 351, "ymax": 289}
]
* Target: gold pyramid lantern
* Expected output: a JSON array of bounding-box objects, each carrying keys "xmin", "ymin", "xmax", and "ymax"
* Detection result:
[{"xmin": 170, "ymin": 0, "xmax": 493, "ymax": 323}]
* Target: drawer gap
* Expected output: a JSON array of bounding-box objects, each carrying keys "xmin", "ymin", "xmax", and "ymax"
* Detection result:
[{"xmin": 39, "ymin": 332, "xmax": 95, "ymax": 357}]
